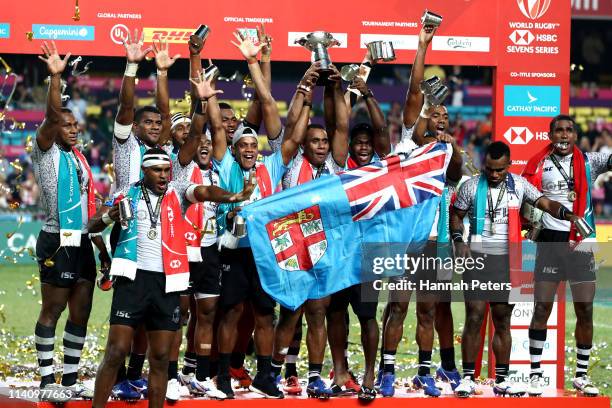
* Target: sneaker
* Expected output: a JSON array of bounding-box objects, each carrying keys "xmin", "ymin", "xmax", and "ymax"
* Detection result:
[
  {"xmin": 455, "ymin": 378, "xmax": 476, "ymax": 398},
  {"xmin": 283, "ymin": 376, "xmax": 302, "ymax": 395},
  {"xmin": 250, "ymin": 373, "xmax": 284, "ymax": 399},
  {"xmin": 188, "ymin": 376, "xmax": 227, "ymax": 399},
  {"xmin": 344, "ymin": 377, "xmax": 361, "ymax": 393},
  {"xmin": 413, "ymin": 375, "xmax": 441, "ymax": 397},
  {"xmin": 380, "ymin": 373, "xmax": 395, "ymax": 397},
  {"xmin": 493, "ymin": 380, "xmax": 526, "ymax": 397},
  {"xmin": 230, "ymin": 366, "xmax": 253, "ymax": 388},
  {"xmin": 178, "ymin": 372, "xmax": 192, "ymax": 387},
  {"xmin": 573, "ymin": 376, "xmax": 599, "ymax": 397},
  {"xmin": 65, "ymin": 381, "xmax": 94, "ymax": 400},
  {"xmin": 374, "ymin": 369, "xmax": 383, "ymax": 391},
  {"xmin": 527, "ymin": 375, "xmax": 544, "ymax": 397},
  {"xmin": 216, "ymin": 375, "xmax": 235, "ymax": 399},
  {"xmin": 436, "ymin": 367, "xmax": 462, "ymax": 391},
  {"xmin": 306, "ymin": 378, "xmax": 333, "ymax": 399},
  {"xmin": 97, "ymin": 269, "xmax": 114, "ymax": 291},
  {"xmin": 111, "ymin": 380, "xmax": 141, "ymax": 401},
  {"xmin": 129, "ymin": 378, "xmax": 148, "ymax": 398},
  {"xmin": 39, "ymin": 383, "xmax": 72, "ymax": 403},
  {"xmin": 165, "ymin": 378, "xmax": 181, "ymax": 402}
]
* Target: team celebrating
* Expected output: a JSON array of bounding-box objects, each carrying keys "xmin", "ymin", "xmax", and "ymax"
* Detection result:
[{"xmin": 30, "ymin": 20, "xmax": 607, "ymax": 406}]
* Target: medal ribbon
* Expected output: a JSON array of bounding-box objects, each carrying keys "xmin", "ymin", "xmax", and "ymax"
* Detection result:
[
  {"xmin": 141, "ymin": 185, "xmax": 165, "ymax": 234},
  {"xmin": 487, "ymin": 181, "xmax": 506, "ymax": 232},
  {"xmin": 549, "ymin": 153, "xmax": 574, "ymax": 192}
]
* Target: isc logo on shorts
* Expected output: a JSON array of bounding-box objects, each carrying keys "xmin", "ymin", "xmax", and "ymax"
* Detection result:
[
  {"xmin": 115, "ymin": 311, "xmax": 131, "ymax": 319},
  {"xmin": 541, "ymin": 266, "xmax": 558, "ymax": 274},
  {"xmin": 61, "ymin": 271, "xmax": 76, "ymax": 280}
]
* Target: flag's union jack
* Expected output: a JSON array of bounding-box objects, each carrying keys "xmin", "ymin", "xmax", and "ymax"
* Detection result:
[{"xmin": 339, "ymin": 142, "xmax": 450, "ymax": 221}]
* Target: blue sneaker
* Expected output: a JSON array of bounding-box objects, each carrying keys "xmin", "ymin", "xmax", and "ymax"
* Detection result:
[
  {"xmin": 306, "ymin": 378, "xmax": 333, "ymax": 399},
  {"xmin": 374, "ymin": 369, "xmax": 383, "ymax": 391},
  {"xmin": 413, "ymin": 375, "xmax": 441, "ymax": 397},
  {"xmin": 436, "ymin": 367, "xmax": 461, "ymax": 391},
  {"xmin": 111, "ymin": 380, "xmax": 141, "ymax": 401},
  {"xmin": 129, "ymin": 378, "xmax": 148, "ymax": 398},
  {"xmin": 380, "ymin": 373, "xmax": 395, "ymax": 397}
]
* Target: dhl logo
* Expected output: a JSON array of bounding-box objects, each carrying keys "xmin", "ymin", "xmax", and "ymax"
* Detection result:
[{"xmin": 143, "ymin": 28, "xmax": 192, "ymax": 43}]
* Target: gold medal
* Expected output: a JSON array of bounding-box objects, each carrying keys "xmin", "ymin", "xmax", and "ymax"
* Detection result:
[
  {"xmin": 568, "ymin": 191, "xmax": 577, "ymax": 202},
  {"xmin": 147, "ymin": 229, "xmax": 158, "ymax": 240}
]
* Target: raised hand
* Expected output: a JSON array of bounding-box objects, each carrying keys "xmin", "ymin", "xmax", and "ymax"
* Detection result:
[
  {"xmin": 418, "ymin": 25, "xmax": 437, "ymax": 47},
  {"xmin": 257, "ymin": 24, "xmax": 273, "ymax": 58},
  {"xmin": 327, "ymin": 64, "xmax": 342, "ymax": 85},
  {"xmin": 189, "ymin": 70, "xmax": 224, "ymax": 100},
  {"xmin": 231, "ymin": 30, "xmax": 265, "ymax": 61},
  {"xmin": 234, "ymin": 171, "xmax": 257, "ymax": 201},
  {"xmin": 153, "ymin": 39, "xmax": 180, "ymax": 71},
  {"xmin": 38, "ymin": 41, "xmax": 71, "ymax": 75},
  {"xmin": 122, "ymin": 28, "xmax": 153, "ymax": 63},
  {"xmin": 351, "ymin": 76, "xmax": 369, "ymax": 96}
]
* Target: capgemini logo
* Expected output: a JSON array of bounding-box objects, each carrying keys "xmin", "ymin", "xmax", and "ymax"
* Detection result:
[{"xmin": 517, "ymin": 0, "xmax": 552, "ymax": 20}]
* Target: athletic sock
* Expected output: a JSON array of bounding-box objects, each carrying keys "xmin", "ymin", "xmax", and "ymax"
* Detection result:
[
  {"xmin": 218, "ymin": 353, "xmax": 231, "ymax": 377},
  {"xmin": 417, "ymin": 350, "xmax": 432, "ymax": 376},
  {"xmin": 576, "ymin": 344, "xmax": 592, "ymax": 378},
  {"xmin": 61, "ymin": 321, "xmax": 86, "ymax": 386},
  {"xmin": 382, "ymin": 350, "xmax": 396, "ymax": 374},
  {"xmin": 256, "ymin": 355, "xmax": 272, "ymax": 377},
  {"xmin": 285, "ymin": 346, "xmax": 299, "ymax": 379},
  {"xmin": 35, "ymin": 322, "xmax": 56, "ymax": 388},
  {"xmin": 195, "ymin": 354, "xmax": 210, "ymax": 381},
  {"xmin": 271, "ymin": 359, "xmax": 284, "ymax": 378},
  {"xmin": 528, "ymin": 328, "xmax": 547, "ymax": 378},
  {"xmin": 167, "ymin": 360, "xmax": 178, "ymax": 380},
  {"xmin": 308, "ymin": 363, "xmax": 322, "ymax": 384},
  {"xmin": 230, "ymin": 352, "xmax": 245, "ymax": 370},
  {"xmin": 127, "ymin": 353, "xmax": 146, "ymax": 381},
  {"xmin": 440, "ymin": 347, "xmax": 457, "ymax": 371},
  {"xmin": 462, "ymin": 362, "xmax": 476, "ymax": 380},
  {"xmin": 182, "ymin": 351, "xmax": 197, "ymax": 375},
  {"xmin": 495, "ymin": 364, "xmax": 509, "ymax": 384}
]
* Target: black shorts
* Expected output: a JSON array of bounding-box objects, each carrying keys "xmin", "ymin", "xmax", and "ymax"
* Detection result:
[
  {"xmin": 534, "ymin": 229, "xmax": 596, "ymax": 283},
  {"xmin": 188, "ymin": 245, "xmax": 222, "ymax": 298},
  {"xmin": 219, "ymin": 247, "xmax": 275, "ymax": 313},
  {"xmin": 329, "ymin": 283, "xmax": 378, "ymax": 320},
  {"xmin": 36, "ymin": 231, "xmax": 96, "ymax": 288},
  {"xmin": 462, "ymin": 252, "xmax": 511, "ymax": 303},
  {"xmin": 110, "ymin": 270, "xmax": 181, "ymax": 331}
]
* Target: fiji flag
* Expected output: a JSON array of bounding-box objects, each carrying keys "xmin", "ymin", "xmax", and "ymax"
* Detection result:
[{"xmin": 241, "ymin": 142, "xmax": 452, "ymax": 310}]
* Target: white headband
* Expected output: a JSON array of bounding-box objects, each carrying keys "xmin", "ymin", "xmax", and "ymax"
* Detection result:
[{"xmin": 142, "ymin": 153, "xmax": 171, "ymax": 168}]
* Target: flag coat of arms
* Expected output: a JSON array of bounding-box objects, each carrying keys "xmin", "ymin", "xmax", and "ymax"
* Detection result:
[{"xmin": 242, "ymin": 142, "xmax": 452, "ymax": 310}]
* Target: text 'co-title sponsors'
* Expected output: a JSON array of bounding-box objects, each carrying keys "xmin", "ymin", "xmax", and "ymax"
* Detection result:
[{"xmin": 507, "ymin": 7, "xmax": 560, "ymax": 55}]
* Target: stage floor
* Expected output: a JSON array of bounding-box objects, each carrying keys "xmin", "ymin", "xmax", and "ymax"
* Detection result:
[{"xmin": 1, "ymin": 385, "xmax": 610, "ymax": 408}]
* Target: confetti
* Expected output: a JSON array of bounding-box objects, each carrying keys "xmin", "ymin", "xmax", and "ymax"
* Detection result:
[
  {"xmin": 72, "ymin": 0, "xmax": 80, "ymax": 21},
  {"xmin": 69, "ymin": 56, "xmax": 92, "ymax": 77},
  {"xmin": 26, "ymin": 32, "xmax": 33, "ymax": 41},
  {"xmin": 5, "ymin": 216, "xmax": 23, "ymax": 239}
]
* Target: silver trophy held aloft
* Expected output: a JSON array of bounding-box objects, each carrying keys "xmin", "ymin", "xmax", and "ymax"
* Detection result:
[
  {"xmin": 420, "ymin": 76, "xmax": 449, "ymax": 106},
  {"xmin": 118, "ymin": 197, "xmax": 134, "ymax": 230},
  {"xmin": 295, "ymin": 31, "xmax": 340, "ymax": 85},
  {"xmin": 421, "ymin": 9, "xmax": 443, "ymax": 27},
  {"xmin": 204, "ymin": 64, "xmax": 220, "ymax": 82},
  {"xmin": 340, "ymin": 64, "xmax": 360, "ymax": 82},
  {"xmin": 193, "ymin": 24, "xmax": 211, "ymax": 42},
  {"xmin": 366, "ymin": 41, "xmax": 396, "ymax": 62}
]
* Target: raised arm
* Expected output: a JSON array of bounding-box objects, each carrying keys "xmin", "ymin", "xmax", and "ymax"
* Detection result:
[
  {"xmin": 258, "ymin": 24, "xmax": 273, "ymax": 92},
  {"xmin": 329, "ymin": 66, "xmax": 349, "ymax": 166},
  {"xmin": 188, "ymin": 34, "xmax": 205, "ymax": 116},
  {"xmin": 285, "ymin": 64, "xmax": 319, "ymax": 140},
  {"xmin": 181, "ymin": 73, "xmax": 223, "ymax": 166},
  {"xmin": 36, "ymin": 41, "xmax": 71, "ymax": 152},
  {"xmin": 191, "ymin": 172, "xmax": 255, "ymax": 203},
  {"xmin": 351, "ymin": 76, "xmax": 390, "ymax": 157},
  {"xmin": 323, "ymin": 83, "xmax": 336, "ymax": 138},
  {"xmin": 280, "ymin": 74, "xmax": 317, "ymax": 165},
  {"xmin": 231, "ymin": 30, "xmax": 282, "ymax": 139},
  {"xmin": 153, "ymin": 39, "xmax": 180, "ymax": 146},
  {"xmin": 403, "ymin": 25, "xmax": 435, "ymax": 128},
  {"xmin": 115, "ymin": 29, "xmax": 152, "ymax": 143}
]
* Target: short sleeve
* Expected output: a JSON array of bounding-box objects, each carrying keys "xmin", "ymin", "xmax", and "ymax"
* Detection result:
[
  {"xmin": 586, "ymin": 152, "xmax": 610, "ymax": 180},
  {"xmin": 268, "ymin": 126, "xmax": 285, "ymax": 153},
  {"xmin": 454, "ymin": 177, "xmax": 477, "ymax": 211},
  {"xmin": 212, "ymin": 149, "xmax": 236, "ymax": 184}
]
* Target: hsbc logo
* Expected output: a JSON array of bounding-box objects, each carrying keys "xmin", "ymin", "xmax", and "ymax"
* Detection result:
[
  {"xmin": 517, "ymin": 0, "xmax": 552, "ymax": 20},
  {"xmin": 184, "ymin": 232, "xmax": 197, "ymax": 241},
  {"xmin": 504, "ymin": 127, "xmax": 534, "ymax": 144},
  {"xmin": 110, "ymin": 24, "xmax": 129, "ymax": 45},
  {"xmin": 170, "ymin": 259, "xmax": 181, "ymax": 269},
  {"xmin": 509, "ymin": 29, "xmax": 534, "ymax": 45}
]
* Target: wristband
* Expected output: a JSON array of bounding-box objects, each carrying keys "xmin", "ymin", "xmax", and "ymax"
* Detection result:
[
  {"xmin": 303, "ymin": 102, "xmax": 312, "ymax": 107},
  {"xmin": 451, "ymin": 230, "xmax": 464, "ymax": 243},
  {"xmin": 362, "ymin": 61, "xmax": 372, "ymax": 68},
  {"xmin": 558, "ymin": 205, "xmax": 573, "ymax": 220},
  {"xmin": 194, "ymin": 100, "xmax": 207, "ymax": 115},
  {"xmin": 297, "ymin": 84, "xmax": 311, "ymax": 93},
  {"xmin": 362, "ymin": 90, "xmax": 373, "ymax": 99},
  {"xmin": 102, "ymin": 212, "xmax": 113, "ymax": 226},
  {"xmin": 156, "ymin": 69, "xmax": 168, "ymax": 77},
  {"xmin": 124, "ymin": 62, "xmax": 139, "ymax": 77},
  {"xmin": 420, "ymin": 104, "xmax": 431, "ymax": 119}
]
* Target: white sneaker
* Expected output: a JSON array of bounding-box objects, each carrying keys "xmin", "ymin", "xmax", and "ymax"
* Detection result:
[
  {"xmin": 455, "ymin": 378, "xmax": 476, "ymax": 398},
  {"xmin": 179, "ymin": 372, "xmax": 192, "ymax": 387},
  {"xmin": 527, "ymin": 375, "xmax": 544, "ymax": 397},
  {"xmin": 493, "ymin": 380, "xmax": 526, "ymax": 397},
  {"xmin": 573, "ymin": 376, "xmax": 599, "ymax": 397},
  {"xmin": 39, "ymin": 383, "xmax": 72, "ymax": 403},
  {"xmin": 188, "ymin": 376, "xmax": 227, "ymax": 399},
  {"xmin": 65, "ymin": 381, "xmax": 94, "ymax": 399},
  {"xmin": 166, "ymin": 378, "xmax": 182, "ymax": 402}
]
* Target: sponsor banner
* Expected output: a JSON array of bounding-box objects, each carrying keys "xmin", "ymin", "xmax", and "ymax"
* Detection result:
[
  {"xmin": 32, "ymin": 24, "xmax": 95, "ymax": 41},
  {"xmin": 143, "ymin": 27, "xmax": 192, "ymax": 44},
  {"xmin": 511, "ymin": 301, "xmax": 558, "ymax": 326},
  {"xmin": 431, "ymin": 36, "xmax": 490, "ymax": 52},
  {"xmin": 359, "ymin": 34, "xmax": 418, "ymax": 50},
  {"xmin": 508, "ymin": 363, "xmax": 557, "ymax": 389},
  {"xmin": 504, "ymin": 85, "xmax": 561, "ymax": 117},
  {"xmin": 287, "ymin": 32, "xmax": 348, "ymax": 48},
  {"xmin": 0, "ymin": 23, "xmax": 9, "ymax": 39},
  {"xmin": 511, "ymin": 328, "xmax": 558, "ymax": 360}
]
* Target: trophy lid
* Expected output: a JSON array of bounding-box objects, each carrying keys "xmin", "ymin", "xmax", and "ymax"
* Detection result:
[{"xmin": 295, "ymin": 31, "xmax": 339, "ymax": 49}]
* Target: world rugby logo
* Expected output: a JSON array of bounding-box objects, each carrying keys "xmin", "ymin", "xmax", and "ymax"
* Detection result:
[{"xmin": 517, "ymin": 0, "xmax": 551, "ymax": 20}]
